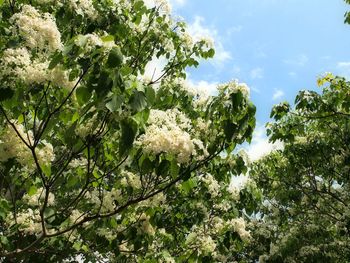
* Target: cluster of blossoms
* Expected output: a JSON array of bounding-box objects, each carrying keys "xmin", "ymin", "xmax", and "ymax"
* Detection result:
[
  {"xmin": 6, "ymin": 208, "xmax": 42, "ymax": 235},
  {"xmin": 34, "ymin": 0, "xmax": 97, "ymax": 20},
  {"xmin": 10, "ymin": 4, "xmax": 62, "ymax": 52},
  {"xmin": 185, "ymin": 226, "xmax": 217, "ymax": 256},
  {"xmin": 0, "ymin": 5, "xmax": 76, "ymax": 89},
  {"xmin": 74, "ymin": 33, "xmax": 116, "ymax": 55},
  {"xmin": 199, "ymin": 173, "xmax": 220, "ymax": 197},
  {"xmin": 227, "ymin": 217, "xmax": 251, "ymax": 242},
  {"xmin": 144, "ymin": 0, "xmax": 172, "ymax": 15},
  {"xmin": 67, "ymin": 0, "xmax": 97, "ymax": 20},
  {"xmin": 0, "ymin": 122, "xmax": 55, "ymax": 170},
  {"xmin": 120, "ymin": 171, "xmax": 142, "ymax": 190},
  {"xmin": 85, "ymin": 188, "xmax": 122, "ymax": 213},
  {"xmin": 218, "ymin": 79, "xmax": 250, "ymax": 98},
  {"xmin": 138, "ymin": 213, "xmax": 156, "ymax": 236},
  {"xmin": 22, "ymin": 187, "xmax": 55, "ymax": 207},
  {"xmin": 75, "ymin": 113, "xmax": 99, "ymax": 138},
  {"xmin": 137, "ymin": 108, "xmax": 208, "ymax": 163}
]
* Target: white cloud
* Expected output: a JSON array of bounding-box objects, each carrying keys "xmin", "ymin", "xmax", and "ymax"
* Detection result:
[
  {"xmin": 245, "ymin": 124, "xmax": 284, "ymax": 162},
  {"xmin": 288, "ymin": 71, "xmax": 297, "ymax": 77},
  {"xmin": 284, "ymin": 54, "xmax": 309, "ymax": 66},
  {"xmin": 337, "ymin": 62, "xmax": 350, "ymax": 78},
  {"xmin": 232, "ymin": 65, "xmax": 241, "ymax": 75},
  {"xmin": 187, "ymin": 16, "xmax": 232, "ymax": 68},
  {"xmin": 250, "ymin": 86, "xmax": 261, "ymax": 94},
  {"xmin": 188, "ymin": 78, "xmax": 218, "ymax": 95},
  {"xmin": 169, "ymin": 0, "xmax": 186, "ymax": 7},
  {"xmin": 143, "ymin": 56, "xmax": 167, "ymax": 83},
  {"xmin": 272, "ymin": 89, "xmax": 284, "ymax": 100},
  {"xmin": 227, "ymin": 25, "xmax": 243, "ymax": 35},
  {"xmin": 250, "ymin": 67, "xmax": 264, "ymax": 79}
]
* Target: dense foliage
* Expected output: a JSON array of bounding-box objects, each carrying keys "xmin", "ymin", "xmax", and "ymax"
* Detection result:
[
  {"xmin": 0, "ymin": 0, "xmax": 258, "ymax": 262},
  {"xmin": 249, "ymin": 74, "xmax": 350, "ymax": 262}
]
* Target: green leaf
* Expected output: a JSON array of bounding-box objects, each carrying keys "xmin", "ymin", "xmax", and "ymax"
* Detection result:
[
  {"xmin": 145, "ymin": 86, "xmax": 156, "ymax": 105},
  {"xmin": 28, "ymin": 185, "xmax": 38, "ymax": 196},
  {"xmin": 106, "ymin": 95, "xmax": 123, "ymax": 112},
  {"xmin": 170, "ymin": 159, "xmax": 179, "ymax": 178},
  {"xmin": 76, "ymin": 86, "xmax": 91, "ymax": 106},
  {"xmin": 119, "ymin": 118, "xmax": 138, "ymax": 156},
  {"xmin": 223, "ymin": 121, "xmax": 237, "ymax": 141},
  {"xmin": 106, "ymin": 47, "xmax": 123, "ymax": 68},
  {"xmin": 41, "ymin": 163, "xmax": 51, "ymax": 177},
  {"xmin": 101, "ymin": 35, "xmax": 114, "ymax": 42},
  {"xmin": 129, "ymin": 91, "xmax": 147, "ymax": 112},
  {"xmin": 48, "ymin": 53, "xmax": 63, "ymax": 69},
  {"xmin": 67, "ymin": 175, "xmax": 79, "ymax": 188},
  {"xmin": 207, "ymin": 48, "xmax": 215, "ymax": 58}
]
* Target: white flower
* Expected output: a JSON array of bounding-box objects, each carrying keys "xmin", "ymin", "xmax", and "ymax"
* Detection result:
[
  {"xmin": 10, "ymin": 5, "xmax": 62, "ymax": 52},
  {"xmin": 6, "ymin": 208, "xmax": 42, "ymax": 235},
  {"xmin": 218, "ymin": 79, "xmax": 250, "ymax": 98},
  {"xmin": 200, "ymin": 173, "xmax": 220, "ymax": 197},
  {"xmin": 137, "ymin": 109, "xmax": 207, "ymax": 163},
  {"xmin": 120, "ymin": 171, "xmax": 142, "ymax": 190},
  {"xmin": 227, "ymin": 217, "xmax": 251, "ymax": 242},
  {"xmin": 23, "ymin": 187, "xmax": 55, "ymax": 206},
  {"xmin": 68, "ymin": 0, "xmax": 98, "ymax": 20}
]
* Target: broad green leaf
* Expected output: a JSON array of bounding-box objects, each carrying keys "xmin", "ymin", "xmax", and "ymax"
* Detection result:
[
  {"xmin": 106, "ymin": 47, "xmax": 123, "ymax": 68},
  {"xmin": 119, "ymin": 118, "xmax": 138, "ymax": 156},
  {"xmin": 129, "ymin": 90, "xmax": 147, "ymax": 112}
]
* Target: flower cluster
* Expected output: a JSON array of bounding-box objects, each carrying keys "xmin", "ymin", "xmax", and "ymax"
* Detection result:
[
  {"xmin": 10, "ymin": 5, "xmax": 62, "ymax": 52},
  {"xmin": 1, "ymin": 5, "xmax": 76, "ymax": 89},
  {"xmin": 6, "ymin": 208, "xmax": 42, "ymax": 235},
  {"xmin": 120, "ymin": 171, "xmax": 142, "ymax": 190},
  {"xmin": 199, "ymin": 173, "xmax": 220, "ymax": 197},
  {"xmin": 185, "ymin": 226, "xmax": 217, "ymax": 255},
  {"xmin": 23, "ymin": 187, "xmax": 55, "ymax": 207},
  {"xmin": 137, "ymin": 108, "xmax": 208, "ymax": 163},
  {"xmin": 74, "ymin": 33, "xmax": 115, "ymax": 55},
  {"xmin": 86, "ymin": 188, "xmax": 122, "ymax": 213},
  {"xmin": 227, "ymin": 217, "xmax": 251, "ymax": 242},
  {"xmin": 0, "ymin": 122, "xmax": 55, "ymax": 170},
  {"xmin": 67, "ymin": 0, "xmax": 97, "ymax": 20},
  {"xmin": 218, "ymin": 79, "xmax": 250, "ymax": 98}
]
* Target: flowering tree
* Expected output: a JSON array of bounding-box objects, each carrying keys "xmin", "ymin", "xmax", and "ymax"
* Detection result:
[
  {"xmin": 248, "ymin": 74, "xmax": 350, "ymax": 262},
  {"xmin": 0, "ymin": 0, "xmax": 257, "ymax": 261}
]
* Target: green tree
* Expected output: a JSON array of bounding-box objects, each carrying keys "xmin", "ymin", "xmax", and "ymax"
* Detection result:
[
  {"xmin": 249, "ymin": 74, "xmax": 350, "ymax": 262},
  {"xmin": 0, "ymin": 0, "xmax": 257, "ymax": 262}
]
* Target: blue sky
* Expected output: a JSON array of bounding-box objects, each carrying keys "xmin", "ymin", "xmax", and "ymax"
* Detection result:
[{"xmin": 170, "ymin": 0, "xmax": 350, "ymax": 124}]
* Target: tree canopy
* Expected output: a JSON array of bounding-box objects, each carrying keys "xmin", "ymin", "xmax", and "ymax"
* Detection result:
[
  {"xmin": 0, "ymin": 0, "xmax": 257, "ymax": 262},
  {"xmin": 1, "ymin": 0, "xmax": 350, "ymax": 262},
  {"xmin": 249, "ymin": 75, "xmax": 350, "ymax": 262}
]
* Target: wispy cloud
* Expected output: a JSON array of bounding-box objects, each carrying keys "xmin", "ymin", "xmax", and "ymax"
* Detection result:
[
  {"xmin": 284, "ymin": 54, "xmax": 309, "ymax": 66},
  {"xmin": 245, "ymin": 124, "xmax": 284, "ymax": 162},
  {"xmin": 187, "ymin": 16, "xmax": 232, "ymax": 68},
  {"xmin": 250, "ymin": 67, "xmax": 264, "ymax": 79},
  {"xmin": 169, "ymin": 0, "xmax": 186, "ymax": 7},
  {"xmin": 288, "ymin": 71, "xmax": 297, "ymax": 77},
  {"xmin": 227, "ymin": 25, "xmax": 243, "ymax": 35},
  {"xmin": 188, "ymin": 79, "xmax": 218, "ymax": 95},
  {"xmin": 251, "ymin": 86, "xmax": 261, "ymax": 94},
  {"xmin": 337, "ymin": 62, "xmax": 350, "ymax": 78},
  {"xmin": 272, "ymin": 89, "xmax": 284, "ymax": 100}
]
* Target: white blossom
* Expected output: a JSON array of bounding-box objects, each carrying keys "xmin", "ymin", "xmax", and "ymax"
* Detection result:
[
  {"xmin": 67, "ymin": 0, "xmax": 98, "ymax": 20},
  {"xmin": 10, "ymin": 5, "xmax": 62, "ymax": 52},
  {"xmin": 23, "ymin": 187, "xmax": 55, "ymax": 206},
  {"xmin": 218, "ymin": 79, "xmax": 250, "ymax": 98},
  {"xmin": 137, "ymin": 109, "xmax": 207, "ymax": 163}
]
